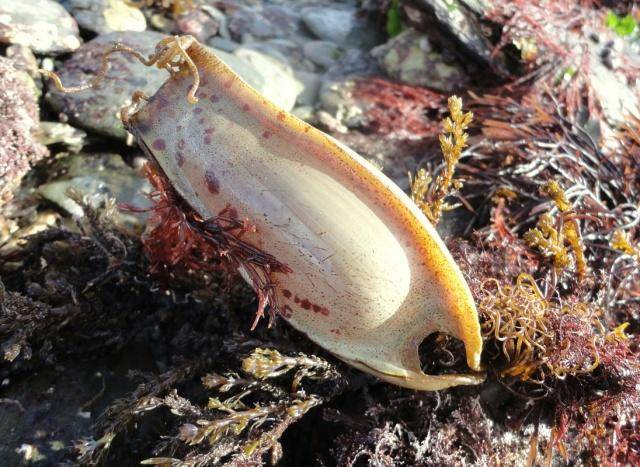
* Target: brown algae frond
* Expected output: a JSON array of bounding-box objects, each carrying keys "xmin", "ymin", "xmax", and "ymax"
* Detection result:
[
  {"xmin": 523, "ymin": 180, "xmax": 587, "ymax": 277},
  {"xmin": 410, "ymin": 95, "xmax": 473, "ymax": 225},
  {"xmin": 611, "ymin": 229, "xmax": 640, "ymax": 262},
  {"xmin": 39, "ymin": 35, "xmax": 201, "ymax": 107}
]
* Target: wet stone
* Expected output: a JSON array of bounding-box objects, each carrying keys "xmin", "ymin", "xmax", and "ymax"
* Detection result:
[
  {"xmin": 301, "ymin": 5, "xmax": 382, "ymax": 49},
  {"xmin": 62, "ymin": 0, "xmax": 147, "ymax": 36},
  {"xmin": 371, "ymin": 28, "xmax": 468, "ymax": 93},
  {"xmin": 38, "ymin": 153, "xmax": 151, "ymax": 230},
  {"xmin": 228, "ymin": 4, "xmax": 308, "ymax": 43},
  {"xmin": 173, "ymin": 8, "xmax": 219, "ymax": 43},
  {"xmin": 0, "ymin": 0, "xmax": 81, "ymax": 54}
]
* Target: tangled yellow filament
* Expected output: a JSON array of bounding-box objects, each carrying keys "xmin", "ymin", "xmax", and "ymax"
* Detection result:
[{"xmin": 481, "ymin": 274, "xmax": 601, "ymax": 383}]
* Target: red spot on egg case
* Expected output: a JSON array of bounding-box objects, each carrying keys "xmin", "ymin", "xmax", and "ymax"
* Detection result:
[
  {"xmin": 262, "ymin": 130, "xmax": 272, "ymax": 139},
  {"xmin": 291, "ymin": 295, "xmax": 330, "ymax": 316},
  {"xmin": 151, "ymin": 138, "xmax": 166, "ymax": 150},
  {"xmin": 204, "ymin": 170, "xmax": 220, "ymax": 194}
]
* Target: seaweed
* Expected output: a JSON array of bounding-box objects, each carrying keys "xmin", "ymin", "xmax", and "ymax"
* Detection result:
[{"xmin": 410, "ymin": 95, "xmax": 472, "ymax": 224}]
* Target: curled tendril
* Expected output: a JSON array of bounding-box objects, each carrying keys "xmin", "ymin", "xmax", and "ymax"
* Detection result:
[
  {"xmin": 39, "ymin": 35, "xmax": 200, "ymax": 105},
  {"xmin": 481, "ymin": 273, "xmax": 603, "ymax": 385}
]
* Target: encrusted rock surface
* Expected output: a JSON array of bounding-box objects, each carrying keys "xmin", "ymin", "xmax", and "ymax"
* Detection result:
[{"xmin": 0, "ymin": 57, "xmax": 49, "ymax": 205}]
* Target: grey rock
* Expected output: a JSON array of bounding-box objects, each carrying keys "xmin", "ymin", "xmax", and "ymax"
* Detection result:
[
  {"xmin": 294, "ymin": 70, "xmax": 322, "ymax": 106},
  {"xmin": 207, "ymin": 37, "xmax": 241, "ymax": 53},
  {"xmin": 173, "ymin": 9, "xmax": 218, "ymax": 43},
  {"xmin": 301, "ymin": 6, "xmax": 382, "ymax": 48},
  {"xmin": 291, "ymin": 105, "xmax": 316, "ymax": 123},
  {"xmin": 228, "ymin": 5, "xmax": 307, "ymax": 43},
  {"xmin": 244, "ymin": 39, "xmax": 313, "ymax": 72},
  {"xmin": 233, "ymin": 47, "xmax": 304, "ymax": 111},
  {"xmin": 318, "ymin": 79, "xmax": 366, "ymax": 130},
  {"xmin": 371, "ymin": 28, "xmax": 468, "ymax": 92},
  {"xmin": 0, "ymin": 0, "xmax": 81, "ymax": 54},
  {"xmin": 303, "ymin": 41, "xmax": 343, "ymax": 69},
  {"xmin": 410, "ymin": 0, "xmax": 499, "ymax": 71},
  {"xmin": 63, "ymin": 0, "xmax": 146, "ymax": 35},
  {"xmin": 37, "ymin": 122, "xmax": 86, "ymax": 153},
  {"xmin": 201, "ymin": 5, "xmax": 230, "ymax": 39},
  {"xmin": 325, "ymin": 47, "xmax": 379, "ymax": 81},
  {"xmin": 38, "ymin": 153, "xmax": 151, "ymax": 229}
]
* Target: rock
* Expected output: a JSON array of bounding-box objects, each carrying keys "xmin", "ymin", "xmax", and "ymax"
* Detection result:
[
  {"xmin": 62, "ymin": 0, "xmax": 146, "ymax": 35},
  {"xmin": 325, "ymin": 47, "xmax": 380, "ymax": 82},
  {"xmin": 38, "ymin": 153, "xmax": 151, "ymax": 229},
  {"xmin": 228, "ymin": 4, "xmax": 308, "ymax": 43},
  {"xmin": 371, "ymin": 28, "xmax": 468, "ymax": 92},
  {"xmin": 174, "ymin": 9, "xmax": 218, "ymax": 43},
  {"xmin": 294, "ymin": 70, "xmax": 322, "ymax": 106},
  {"xmin": 233, "ymin": 48, "xmax": 304, "ymax": 111},
  {"xmin": 37, "ymin": 122, "xmax": 86, "ymax": 153},
  {"xmin": 0, "ymin": 57, "xmax": 49, "ymax": 205},
  {"xmin": 0, "ymin": 0, "xmax": 81, "ymax": 54},
  {"xmin": 201, "ymin": 5, "xmax": 230, "ymax": 39},
  {"xmin": 291, "ymin": 105, "xmax": 316, "ymax": 123},
  {"xmin": 207, "ymin": 37, "xmax": 240, "ymax": 53},
  {"xmin": 244, "ymin": 38, "xmax": 313, "ymax": 72},
  {"xmin": 408, "ymin": 0, "xmax": 500, "ymax": 72},
  {"xmin": 303, "ymin": 41, "xmax": 343, "ymax": 69},
  {"xmin": 301, "ymin": 6, "xmax": 382, "ymax": 48},
  {"xmin": 45, "ymin": 31, "xmax": 170, "ymax": 140},
  {"xmin": 5, "ymin": 45, "xmax": 39, "ymax": 76},
  {"xmin": 318, "ymin": 79, "xmax": 366, "ymax": 130}
]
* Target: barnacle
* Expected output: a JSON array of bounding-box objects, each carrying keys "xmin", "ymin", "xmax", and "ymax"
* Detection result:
[
  {"xmin": 410, "ymin": 95, "xmax": 472, "ymax": 225},
  {"xmin": 38, "ymin": 35, "xmax": 484, "ymax": 391},
  {"xmin": 524, "ymin": 181, "xmax": 587, "ymax": 277}
]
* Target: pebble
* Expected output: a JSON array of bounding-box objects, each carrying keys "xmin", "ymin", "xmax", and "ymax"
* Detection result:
[
  {"xmin": 233, "ymin": 47, "xmax": 304, "ymax": 111},
  {"xmin": 0, "ymin": 0, "xmax": 81, "ymax": 54},
  {"xmin": 38, "ymin": 153, "xmax": 151, "ymax": 230},
  {"xmin": 303, "ymin": 41, "xmax": 343, "ymax": 69},
  {"xmin": 371, "ymin": 28, "xmax": 468, "ymax": 92},
  {"xmin": 62, "ymin": 0, "xmax": 146, "ymax": 35},
  {"xmin": 301, "ymin": 6, "xmax": 381, "ymax": 48}
]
